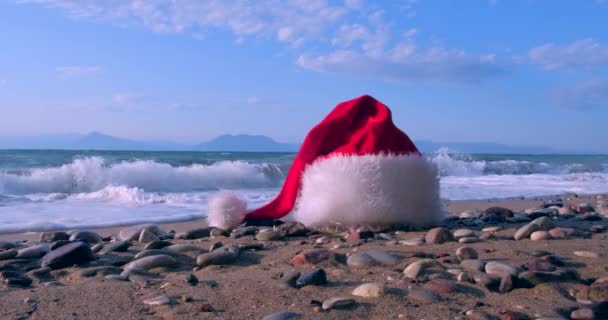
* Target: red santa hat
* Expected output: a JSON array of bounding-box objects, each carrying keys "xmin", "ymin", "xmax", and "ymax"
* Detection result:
[{"xmin": 207, "ymin": 95, "xmax": 442, "ymax": 229}]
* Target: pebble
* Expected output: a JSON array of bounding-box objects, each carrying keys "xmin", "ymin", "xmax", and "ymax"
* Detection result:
[
  {"xmin": 460, "ymin": 209, "xmax": 482, "ymax": 219},
  {"xmin": 484, "ymin": 206, "xmax": 514, "ymax": 217},
  {"xmin": 573, "ymin": 251, "xmax": 600, "ymax": 258},
  {"xmin": 143, "ymin": 295, "xmax": 172, "ymax": 306},
  {"xmin": 424, "ymin": 279, "xmax": 456, "ymax": 294},
  {"xmin": 165, "ymin": 244, "xmax": 203, "ymax": 253},
  {"xmin": 0, "ymin": 271, "xmax": 32, "ymax": 287},
  {"xmin": 530, "ymin": 231, "xmax": 552, "ymax": 241},
  {"xmin": 460, "ymin": 259, "xmax": 485, "ymax": 272},
  {"xmin": 474, "ymin": 273, "xmax": 500, "ymax": 290},
  {"xmin": 134, "ymin": 249, "xmax": 179, "ymax": 260},
  {"xmin": 514, "ymin": 223, "xmax": 539, "ymax": 240},
  {"xmin": 119, "ymin": 224, "xmax": 160, "ymax": 241},
  {"xmin": 40, "ymin": 231, "xmax": 69, "ymax": 242},
  {"xmin": 69, "ymin": 231, "xmax": 102, "ymax": 244},
  {"xmin": 453, "ymin": 229, "xmax": 475, "ymax": 239},
  {"xmin": 295, "ymin": 268, "xmax": 327, "ymax": 288},
  {"xmin": 527, "ymin": 258, "xmax": 556, "ymax": 272},
  {"xmin": 457, "ymin": 272, "xmax": 474, "ymax": 283},
  {"xmin": 185, "ymin": 274, "xmax": 199, "ymax": 286},
  {"xmin": 321, "ymin": 297, "xmax": 356, "ymax": 310},
  {"xmin": 124, "ymin": 254, "xmax": 177, "ymax": 271},
  {"xmin": 196, "ymin": 245, "xmax": 240, "ymax": 267},
  {"xmin": 16, "ymin": 244, "xmax": 51, "ymax": 259},
  {"xmin": 482, "ymin": 226, "xmax": 502, "ymax": 232},
  {"xmin": 399, "ymin": 238, "xmax": 425, "ymax": 246},
  {"xmin": 346, "ymin": 250, "xmax": 400, "ymax": 267},
  {"xmin": 485, "ymin": 261, "xmax": 519, "ymax": 277},
  {"xmin": 41, "ymin": 241, "xmax": 94, "ymax": 269},
  {"xmin": 144, "ymin": 240, "xmax": 172, "ymax": 250},
  {"xmin": 352, "ymin": 282, "xmax": 388, "ymax": 297},
  {"xmin": 459, "ymin": 237, "xmax": 480, "ymax": 243},
  {"xmin": 0, "ymin": 249, "xmax": 18, "ymax": 261},
  {"xmin": 456, "ymin": 246, "xmax": 478, "ymax": 260},
  {"xmin": 499, "ymin": 275, "xmax": 515, "ymax": 293},
  {"xmin": 0, "ymin": 241, "xmax": 17, "ymax": 250},
  {"xmin": 291, "ymin": 250, "xmax": 338, "ymax": 265},
  {"xmin": 425, "ymin": 227, "xmax": 455, "ymax": 244},
  {"xmin": 78, "ymin": 266, "xmax": 122, "ymax": 278},
  {"xmin": 50, "ymin": 240, "xmax": 71, "ymax": 250},
  {"xmin": 275, "ymin": 222, "xmax": 308, "ymax": 237},
  {"xmin": 530, "ymin": 216, "xmax": 555, "ymax": 231},
  {"xmin": 403, "ymin": 259, "xmax": 442, "ymax": 278},
  {"xmin": 255, "ymin": 230, "xmax": 286, "ymax": 241},
  {"xmin": 138, "ymin": 229, "xmax": 159, "ymax": 243},
  {"xmin": 183, "ymin": 228, "xmax": 212, "ymax": 239},
  {"xmin": 262, "ymin": 311, "xmax": 301, "ymax": 320},
  {"xmin": 99, "ymin": 241, "xmax": 131, "ymax": 254},
  {"xmin": 105, "ymin": 274, "xmax": 128, "ymax": 281}
]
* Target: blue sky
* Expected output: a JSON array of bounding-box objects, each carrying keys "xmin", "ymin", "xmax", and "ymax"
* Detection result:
[{"xmin": 0, "ymin": 0, "xmax": 607, "ymax": 152}]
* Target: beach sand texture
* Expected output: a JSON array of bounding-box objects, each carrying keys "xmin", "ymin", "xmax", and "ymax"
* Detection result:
[{"xmin": 0, "ymin": 194, "xmax": 606, "ymax": 320}]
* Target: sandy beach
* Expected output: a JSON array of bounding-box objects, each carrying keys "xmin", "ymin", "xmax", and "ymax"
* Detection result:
[{"xmin": 0, "ymin": 194, "xmax": 606, "ymax": 320}]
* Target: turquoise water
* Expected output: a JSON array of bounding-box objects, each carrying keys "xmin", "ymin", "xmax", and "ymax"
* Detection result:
[{"xmin": 0, "ymin": 149, "xmax": 607, "ymax": 232}]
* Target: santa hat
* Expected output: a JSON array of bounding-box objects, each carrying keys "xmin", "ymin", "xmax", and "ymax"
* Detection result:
[{"xmin": 207, "ymin": 95, "xmax": 442, "ymax": 230}]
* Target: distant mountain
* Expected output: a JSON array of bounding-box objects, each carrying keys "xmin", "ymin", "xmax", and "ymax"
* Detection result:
[
  {"xmin": 0, "ymin": 132, "xmax": 597, "ymax": 153},
  {"xmin": 196, "ymin": 134, "xmax": 298, "ymax": 152}
]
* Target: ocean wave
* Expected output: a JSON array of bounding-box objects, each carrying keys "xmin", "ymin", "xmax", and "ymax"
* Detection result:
[
  {"xmin": 428, "ymin": 148, "xmax": 607, "ymax": 176},
  {"xmin": 0, "ymin": 157, "xmax": 285, "ymax": 195}
]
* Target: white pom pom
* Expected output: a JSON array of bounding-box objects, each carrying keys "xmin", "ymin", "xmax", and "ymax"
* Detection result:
[{"xmin": 207, "ymin": 192, "xmax": 247, "ymax": 230}]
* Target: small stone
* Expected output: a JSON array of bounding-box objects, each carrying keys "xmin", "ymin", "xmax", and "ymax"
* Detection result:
[
  {"xmin": 321, "ymin": 297, "xmax": 356, "ymax": 310},
  {"xmin": 499, "ymin": 311, "xmax": 531, "ymax": 320},
  {"xmin": 346, "ymin": 250, "xmax": 400, "ymax": 267},
  {"xmin": 138, "ymin": 229, "xmax": 159, "ymax": 243},
  {"xmin": 574, "ymin": 251, "xmax": 600, "ymax": 258},
  {"xmin": 78, "ymin": 266, "xmax": 122, "ymax": 278},
  {"xmin": 453, "ymin": 229, "xmax": 475, "ymax": 239},
  {"xmin": 40, "ymin": 232, "xmax": 69, "ymax": 242},
  {"xmin": 50, "ymin": 240, "xmax": 71, "ymax": 250},
  {"xmin": 0, "ymin": 271, "xmax": 32, "ymax": 287},
  {"xmin": 457, "ymin": 272, "xmax": 474, "ymax": 283},
  {"xmin": 185, "ymin": 274, "xmax": 199, "ymax": 286},
  {"xmin": 119, "ymin": 224, "xmax": 160, "ymax": 241},
  {"xmin": 352, "ymin": 282, "xmax": 388, "ymax": 297},
  {"xmin": 527, "ymin": 257, "xmax": 556, "ymax": 272},
  {"xmin": 473, "ymin": 273, "xmax": 500, "ymax": 291},
  {"xmin": 69, "ymin": 231, "xmax": 102, "ymax": 244},
  {"xmin": 456, "ymin": 246, "xmax": 478, "ymax": 260},
  {"xmin": 424, "ymin": 279, "xmax": 455, "ymax": 295},
  {"xmin": 16, "ymin": 244, "xmax": 51, "ymax": 259},
  {"xmin": 0, "ymin": 241, "xmax": 17, "ymax": 250},
  {"xmin": 499, "ymin": 275, "xmax": 515, "ymax": 293},
  {"xmin": 590, "ymin": 224, "xmax": 606, "ymax": 233},
  {"xmin": 403, "ymin": 259, "xmax": 443, "ymax": 278},
  {"xmin": 165, "ymin": 244, "xmax": 203, "ymax": 253},
  {"xmin": 209, "ymin": 228, "xmax": 228, "ymax": 237},
  {"xmin": 184, "ymin": 228, "xmax": 212, "ymax": 239},
  {"xmin": 484, "ymin": 207, "xmax": 514, "ymax": 217},
  {"xmin": 99, "ymin": 241, "xmax": 131, "ymax": 254},
  {"xmin": 460, "ymin": 259, "xmax": 485, "ymax": 272},
  {"xmin": 143, "ymin": 295, "xmax": 172, "ymax": 306},
  {"xmin": 196, "ymin": 245, "xmax": 240, "ymax": 267},
  {"xmin": 399, "ymin": 238, "xmax": 425, "ymax": 246},
  {"xmin": 570, "ymin": 308, "xmax": 594, "ymax": 320},
  {"xmin": 514, "ymin": 223, "xmax": 539, "ymax": 240},
  {"xmin": 295, "ymin": 268, "xmax": 327, "ymax": 288},
  {"xmin": 0, "ymin": 249, "xmax": 18, "ymax": 261},
  {"xmin": 530, "ymin": 216, "xmax": 555, "ymax": 231},
  {"xmin": 291, "ymin": 250, "xmax": 339, "ymax": 265},
  {"xmin": 485, "ymin": 261, "xmax": 519, "ymax": 277},
  {"xmin": 41, "ymin": 241, "xmax": 94, "ymax": 269},
  {"xmin": 255, "ymin": 230, "xmax": 286, "ymax": 241},
  {"xmin": 530, "ymin": 231, "xmax": 552, "ymax": 241},
  {"xmin": 105, "ymin": 274, "xmax": 128, "ymax": 281},
  {"xmin": 275, "ymin": 222, "xmax": 308, "ymax": 237},
  {"xmin": 209, "ymin": 242, "xmax": 223, "ymax": 252},
  {"xmin": 425, "ymin": 227, "xmax": 455, "ymax": 244},
  {"xmin": 134, "ymin": 249, "xmax": 179, "ymax": 260},
  {"xmin": 124, "ymin": 254, "xmax": 177, "ymax": 271},
  {"xmin": 482, "ymin": 226, "xmax": 502, "ymax": 232},
  {"xmin": 459, "ymin": 237, "xmax": 480, "ymax": 243},
  {"xmin": 262, "ymin": 311, "xmax": 301, "ymax": 320}
]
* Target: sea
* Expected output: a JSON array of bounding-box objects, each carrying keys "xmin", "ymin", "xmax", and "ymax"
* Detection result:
[{"xmin": 1, "ymin": 149, "xmax": 607, "ymax": 233}]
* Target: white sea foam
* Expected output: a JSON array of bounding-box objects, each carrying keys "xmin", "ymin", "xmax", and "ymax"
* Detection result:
[{"xmin": 0, "ymin": 157, "xmax": 279, "ymax": 195}]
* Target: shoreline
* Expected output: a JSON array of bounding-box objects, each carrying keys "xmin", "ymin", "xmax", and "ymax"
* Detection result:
[{"xmin": 1, "ymin": 193, "xmax": 604, "ymax": 242}]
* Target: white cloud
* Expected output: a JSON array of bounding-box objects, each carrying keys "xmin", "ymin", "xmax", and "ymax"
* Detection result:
[
  {"xmin": 56, "ymin": 66, "xmax": 103, "ymax": 77},
  {"xmin": 528, "ymin": 39, "xmax": 608, "ymax": 71},
  {"xmin": 553, "ymin": 79, "xmax": 608, "ymax": 110},
  {"xmin": 298, "ymin": 44, "xmax": 505, "ymax": 84},
  {"xmin": 23, "ymin": 0, "xmax": 355, "ymax": 46}
]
